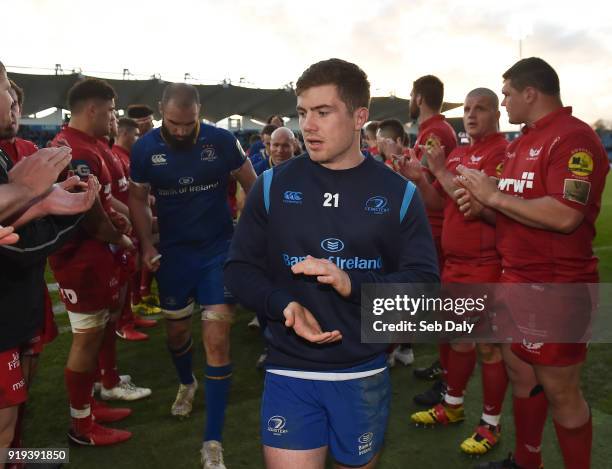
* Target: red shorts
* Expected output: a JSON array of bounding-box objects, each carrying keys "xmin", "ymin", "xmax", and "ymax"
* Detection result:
[
  {"xmin": 500, "ymin": 270, "xmax": 590, "ymax": 366},
  {"xmin": 442, "ymin": 261, "xmax": 501, "ymax": 283},
  {"xmin": 54, "ymin": 250, "xmax": 121, "ymax": 312},
  {"xmin": 113, "ymin": 246, "xmax": 137, "ymax": 285},
  {"xmin": 511, "ymin": 342, "xmax": 587, "ymax": 366},
  {"xmin": 0, "ymin": 348, "xmax": 27, "ymax": 409}
]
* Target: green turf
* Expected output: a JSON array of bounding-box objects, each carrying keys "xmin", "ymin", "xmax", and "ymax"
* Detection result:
[{"xmin": 23, "ymin": 174, "xmax": 612, "ymax": 468}]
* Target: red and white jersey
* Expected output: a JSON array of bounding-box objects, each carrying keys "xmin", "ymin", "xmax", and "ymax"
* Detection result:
[
  {"xmin": 434, "ymin": 132, "xmax": 507, "ymax": 263},
  {"xmin": 0, "ymin": 137, "xmax": 38, "ymax": 164},
  {"xmin": 414, "ymin": 114, "xmax": 458, "ymax": 238},
  {"xmin": 48, "ymin": 126, "xmax": 114, "ymax": 273},
  {"xmin": 496, "ymin": 107, "xmax": 608, "ymax": 282}
]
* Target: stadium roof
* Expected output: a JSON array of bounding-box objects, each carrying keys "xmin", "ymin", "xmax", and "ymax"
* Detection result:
[{"xmin": 8, "ymin": 72, "xmax": 462, "ymax": 123}]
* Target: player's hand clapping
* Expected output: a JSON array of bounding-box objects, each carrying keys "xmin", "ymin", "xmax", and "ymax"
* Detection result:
[
  {"xmin": 455, "ymin": 165, "xmax": 500, "ymax": 207},
  {"xmin": 291, "ymin": 255, "xmax": 352, "ymax": 297},
  {"xmin": 0, "ymin": 224, "xmax": 19, "ymax": 245},
  {"xmin": 392, "ymin": 148, "xmax": 424, "ymax": 184},
  {"xmin": 424, "ymin": 142, "xmax": 446, "ymax": 177},
  {"xmin": 283, "ymin": 301, "xmax": 342, "ymax": 344},
  {"xmin": 8, "ymin": 146, "xmax": 72, "ymax": 198}
]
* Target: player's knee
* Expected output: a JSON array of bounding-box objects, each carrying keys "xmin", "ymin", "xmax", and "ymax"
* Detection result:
[
  {"xmin": 542, "ymin": 382, "xmax": 581, "ymax": 410},
  {"xmin": 168, "ymin": 336, "xmax": 193, "ymax": 357},
  {"xmin": 67, "ymin": 309, "xmax": 109, "ymax": 334},
  {"xmin": 477, "ymin": 343, "xmax": 499, "ymax": 362}
]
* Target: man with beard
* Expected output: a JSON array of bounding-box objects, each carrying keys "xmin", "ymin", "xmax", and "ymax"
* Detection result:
[
  {"xmin": 0, "ymin": 60, "xmax": 98, "ymax": 463},
  {"xmin": 129, "ymin": 83, "xmax": 256, "ymax": 469},
  {"xmin": 408, "ymin": 74, "xmax": 458, "ymax": 409}
]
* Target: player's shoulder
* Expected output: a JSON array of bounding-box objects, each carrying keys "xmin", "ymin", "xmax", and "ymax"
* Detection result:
[{"xmin": 268, "ymin": 153, "xmax": 310, "ymax": 178}]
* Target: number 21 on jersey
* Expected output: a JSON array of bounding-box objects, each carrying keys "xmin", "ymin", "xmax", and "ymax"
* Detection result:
[{"xmin": 323, "ymin": 192, "xmax": 339, "ymax": 207}]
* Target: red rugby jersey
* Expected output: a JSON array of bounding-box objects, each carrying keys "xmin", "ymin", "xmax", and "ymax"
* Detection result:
[
  {"xmin": 0, "ymin": 137, "xmax": 38, "ymax": 163},
  {"xmin": 496, "ymin": 107, "xmax": 608, "ymax": 282},
  {"xmin": 48, "ymin": 126, "xmax": 114, "ymax": 271},
  {"xmin": 99, "ymin": 140, "xmax": 129, "ymax": 205},
  {"xmin": 414, "ymin": 114, "xmax": 458, "ymax": 238},
  {"xmin": 434, "ymin": 132, "xmax": 507, "ymax": 263}
]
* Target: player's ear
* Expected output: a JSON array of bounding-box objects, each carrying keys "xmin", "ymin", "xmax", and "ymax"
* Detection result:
[
  {"xmin": 523, "ymin": 87, "xmax": 537, "ymax": 105},
  {"xmin": 354, "ymin": 107, "xmax": 369, "ymax": 131}
]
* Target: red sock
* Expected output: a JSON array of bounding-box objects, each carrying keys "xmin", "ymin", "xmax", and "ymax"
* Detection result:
[
  {"xmin": 481, "ymin": 360, "xmax": 508, "ymax": 416},
  {"xmin": 117, "ymin": 285, "xmax": 135, "ymax": 330},
  {"xmin": 513, "ymin": 390, "xmax": 548, "ymax": 469},
  {"xmin": 65, "ymin": 368, "xmax": 94, "ymax": 434},
  {"xmin": 98, "ymin": 323, "xmax": 120, "ymax": 389},
  {"xmin": 438, "ymin": 343, "xmax": 451, "ymax": 383},
  {"xmin": 554, "ymin": 413, "xmax": 592, "ymax": 469},
  {"xmin": 444, "ymin": 347, "xmax": 476, "ymax": 405}
]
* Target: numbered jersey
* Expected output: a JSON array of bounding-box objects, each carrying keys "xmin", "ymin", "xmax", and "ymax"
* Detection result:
[
  {"xmin": 130, "ymin": 124, "xmax": 246, "ymax": 253},
  {"xmin": 496, "ymin": 107, "xmax": 608, "ymax": 282}
]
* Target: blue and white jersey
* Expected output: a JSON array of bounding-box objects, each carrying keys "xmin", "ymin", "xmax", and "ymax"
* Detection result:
[{"xmin": 131, "ymin": 124, "xmax": 246, "ymax": 253}]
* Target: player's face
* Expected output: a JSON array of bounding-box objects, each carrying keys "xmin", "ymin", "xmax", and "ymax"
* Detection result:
[
  {"xmin": 162, "ymin": 101, "xmax": 199, "ymax": 144},
  {"xmin": 91, "ymin": 99, "xmax": 115, "ymax": 138},
  {"xmin": 297, "ymin": 84, "xmax": 364, "ymax": 166},
  {"xmin": 463, "ymin": 95, "xmax": 499, "ymax": 140},
  {"xmin": 0, "ymin": 71, "xmax": 15, "ymax": 139},
  {"xmin": 501, "ymin": 79, "xmax": 528, "ymax": 125},
  {"xmin": 4, "ymin": 88, "xmax": 19, "ymax": 139},
  {"xmin": 270, "ymin": 133, "xmax": 294, "ymax": 164},
  {"xmin": 122, "ymin": 127, "xmax": 140, "ymax": 149},
  {"xmin": 376, "ymin": 131, "xmax": 403, "ymax": 159},
  {"xmin": 262, "ymin": 133, "xmax": 272, "ymax": 155},
  {"xmin": 409, "ymin": 88, "xmax": 420, "ymax": 120},
  {"xmin": 138, "ymin": 117, "xmax": 154, "ymax": 135},
  {"xmin": 109, "ymin": 112, "xmax": 118, "ymax": 139}
]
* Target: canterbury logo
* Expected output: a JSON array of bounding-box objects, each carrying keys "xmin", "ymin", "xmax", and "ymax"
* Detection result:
[
  {"xmin": 525, "ymin": 444, "xmax": 541, "ymax": 453},
  {"xmin": 470, "ymin": 155, "xmax": 483, "ymax": 163},
  {"xmin": 283, "ymin": 191, "xmax": 303, "ymax": 202},
  {"xmin": 498, "ymin": 172, "xmax": 535, "ymax": 194},
  {"xmin": 151, "ymin": 154, "xmax": 167, "ymax": 165}
]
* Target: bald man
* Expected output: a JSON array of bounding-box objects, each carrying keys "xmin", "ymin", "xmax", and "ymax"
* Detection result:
[
  {"xmin": 395, "ymin": 88, "xmax": 509, "ymax": 457},
  {"xmin": 253, "ymin": 127, "xmax": 296, "ymax": 175}
]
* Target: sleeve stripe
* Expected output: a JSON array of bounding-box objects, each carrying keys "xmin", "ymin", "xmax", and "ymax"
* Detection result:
[
  {"xmin": 0, "ymin": 214, "xmax": 83, "ymax": 254},
  {"xmin": 399, "ymin": 181, "xmax": 416, "ymax": 223},
  {"xmin": 263, "ymin": 168, "xmax": 274, "ymax": 214}
]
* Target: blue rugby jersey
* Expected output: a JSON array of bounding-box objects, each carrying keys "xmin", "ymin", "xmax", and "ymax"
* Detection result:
[
  {"xmin": 225, "ymin": 154, "xmax": 439, "ymax": 371},
  {"xmin": 130, "ymin": 124, "xmax": 246, "ymax": 253}
]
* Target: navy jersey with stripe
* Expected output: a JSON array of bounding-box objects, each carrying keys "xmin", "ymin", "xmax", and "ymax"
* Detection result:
[
  {"xmin": 130, "ymin": 124, "xmax": 246, "ymax": 253},
  {"xmin": 225, "ymin": 154, "xmax": 439, "ymax": 371}
]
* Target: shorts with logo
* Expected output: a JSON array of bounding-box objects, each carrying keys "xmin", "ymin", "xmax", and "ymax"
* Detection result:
[
  {"xmin": 261, "ymin": 361, "xmax": 390, "ymax": 466},
  {"xmin": 0, "ymin": 348, "xmax": 27, "ymax": 409},
  {"xmin": 500, "ymin": 270, "xmax": 590, "ymax": 366},
  {"xmin": 54, "ymin": 246, "xmax": 121, "ymax": 313},
  {"xmin": 156, "ymin": 246, "xmax": 236, "ymax": 312}
]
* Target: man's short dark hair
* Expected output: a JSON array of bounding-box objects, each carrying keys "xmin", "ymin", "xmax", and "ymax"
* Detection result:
[
  {"xmin": 261, "ymin": 124, "xmax": 278, "ymax": 137},
  {"xmin": 365, "ymin": 121, "xmax": 380, "ymax": 138},
  {"xmin": 67, "ymin": 78, "xmax": 116, "ymax": 111},
  {"xmin": 9, "ymin": 80, "xmax": 24, "ymax": 108},
  {"xmin": 413, "ymin": 75, "xmax": 444, "ymax": 112},
  {"xmin": 117, "ymin": 117, "xmax": 138, "ymax": 131},
  {"xmin": 502, "ymin": 57, "xmax": 560, "ymax": 96},
  {"xmin": 161, "ymin": 83, "xmax": 200, "ymax": 109},
  {"xmin": 127, "ymin": 104, "xmax": 154, "ymax": 118},
  {"xmin": 378, "ymin": 119, "xmax": 409, "ymax": 145},
  {"xmin": 296, "ymin": 58, "xmax": 370, "ymax": 112}
]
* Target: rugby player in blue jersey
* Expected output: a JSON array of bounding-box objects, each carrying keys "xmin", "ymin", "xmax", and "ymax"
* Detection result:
[
  {"xmin": 225, "ymin": 59, "xmax": 439, "ymax": 469},
  {"xmin": 128, "ymin": 83, "xmax": 256, "ymax": 469}
]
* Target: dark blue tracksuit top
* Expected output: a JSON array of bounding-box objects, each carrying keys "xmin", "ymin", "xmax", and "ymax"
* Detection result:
[{"xmin": 224, "ymin": 154, "xmax": 439, "ymax": 371}]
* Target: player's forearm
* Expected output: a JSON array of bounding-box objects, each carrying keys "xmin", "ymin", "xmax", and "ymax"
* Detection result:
[
  {"xmin": 414, "ymin": 178, "xmax": 444, "ymax": 212},
  {"xmin": 129, "ymin": 196, "xmax": 155, "ymax": 248},
  {"xmin": 489, "ymin": 192, "xmax": 580, "ymax": 232},
  {"xmin": 0, "ymin": 183, "xmax": 42, "ymax": 223},
  {"xmin": 81, "ymin": 198, "xmax": 124, "ymax": 244},
  {"xmin": 432, "ymin": 168, "xmax": 460, "ymax": 202},
  {"xmin": 110, "ymin": 196, "xmax": 129, "ymax": 217}
]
